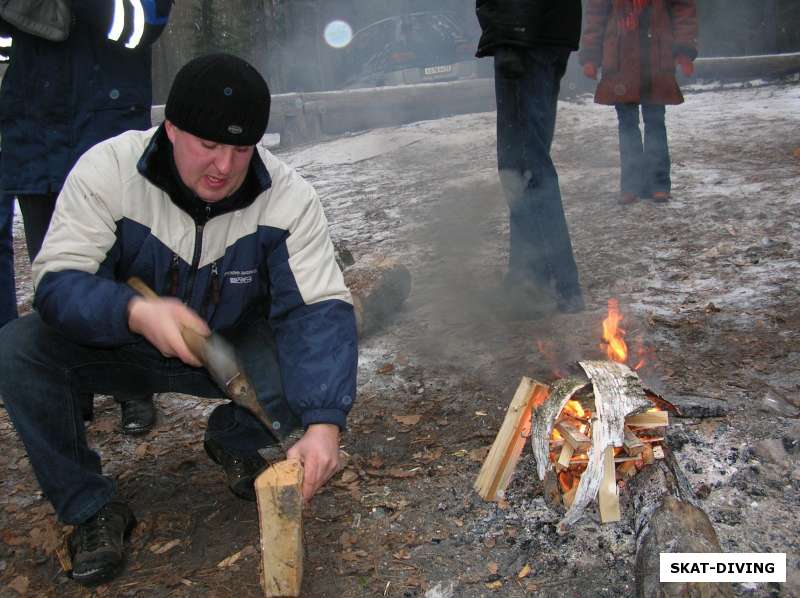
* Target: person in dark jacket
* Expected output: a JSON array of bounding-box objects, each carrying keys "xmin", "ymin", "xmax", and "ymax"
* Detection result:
[
  {"xmin": 0, "ymin": 1, "xmax": 173, "ymax": 431},
  {"xmin": 0, "ymin": 191, "xmax": 14, "ymax": 329},
  {"xmin": 580, "ymin": 0, "xmax": 698, "ymax": 204},
  {"xmin": 0, "ymin": 54, "xmax": 358, "ymax": 586},
  {"xmin": 476, "ymin": 0, "xmax": 585, "ymax": 318}
]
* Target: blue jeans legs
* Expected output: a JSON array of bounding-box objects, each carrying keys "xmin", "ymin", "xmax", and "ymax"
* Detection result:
[
  {"xmin": 615, "ymin": 103, "xmax": 671, "ymax": 197},
  {"xmin": 0, "ymin": 313, "xmax": 298, "ymax": 524},
  {"xmin": 494, "ymin": 46, "xmax": 582, "ymax": 302}
]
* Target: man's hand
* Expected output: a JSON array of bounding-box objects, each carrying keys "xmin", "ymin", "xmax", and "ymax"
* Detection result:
[
  {"xmin": 286, "ymin": 423, "xmax": 341, "ymax": 502},
  {"xmin": 127, "ymin": 296, "xmax": 210, "ymax": 367},
  {"xmin": 675, "ymin": 55, "xmax": 694, "ymax": 77},
  {"xmin": 582, "ymin": 62, "xmax": 598, "ymax": 80}
]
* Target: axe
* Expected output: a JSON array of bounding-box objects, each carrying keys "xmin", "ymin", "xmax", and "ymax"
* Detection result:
[{"xmin": 127, "ymin": 276, "xmax": 290, "ymax": 452}]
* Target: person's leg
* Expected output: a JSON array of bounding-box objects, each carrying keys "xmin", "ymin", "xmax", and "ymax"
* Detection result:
[
  {"xmin": 0, "ymin": 313, "xmax": 199, "ymax": 524},
  {"xmin": 499, "ymin": 47, "xmax": 583, "ymax": 309},
  {"xmin": 204, "ymin": 317, "xmax": 300, "ymax": 455},
  {"xmin": 201, "ymin": 317, "xmax": 300, "ymax": 500},
  {"xmin": 614, "ymin": 104, "xmax": 646, "ymax": 200},
  {"xmin": 642, "ymin": 103, "xmax": 671, "ymax": 197},
  {"xmin": 115, "ymin": 393, "xmax": 157, "ymax": 435},
  {"xmin": 17, "ymin": 193, "xmax": 58, "ymax": 262},
  {"xmin": 0, "ymin": 194, "xmax": 16, "ymax": 329}
]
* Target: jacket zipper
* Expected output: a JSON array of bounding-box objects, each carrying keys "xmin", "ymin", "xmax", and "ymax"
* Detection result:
[{"xmin": 184, "ymin": 205, "xmax": 211, "ymax": 305}]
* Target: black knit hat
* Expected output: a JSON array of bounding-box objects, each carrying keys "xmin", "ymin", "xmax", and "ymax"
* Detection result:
[{"xmin": 165, "ymin": 53, "xmax": 270, "ymax": 146}]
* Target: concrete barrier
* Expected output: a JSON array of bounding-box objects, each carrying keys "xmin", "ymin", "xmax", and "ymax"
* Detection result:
[{"xmin": 151, "ymin": 52, "xmax": 800, "ymax": 147}]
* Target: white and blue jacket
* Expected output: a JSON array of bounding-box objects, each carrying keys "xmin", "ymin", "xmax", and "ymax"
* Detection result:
[{"xmin": 33, "ymin": 125, "xmax": 358, "ymax": 430}]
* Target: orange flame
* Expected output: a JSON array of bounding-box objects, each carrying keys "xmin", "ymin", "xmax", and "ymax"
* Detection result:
[
  {"xmin": 564, "ymin": 400, "xmax": 586, "ymax": 419},
  {"xmin": 601, "ymin": 298, "xmax": 628, "ymax": 363}
]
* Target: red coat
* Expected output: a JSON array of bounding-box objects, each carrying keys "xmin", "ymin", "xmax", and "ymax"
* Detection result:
[{"xmin": 579, "ymin": 0, "xmax": 698, "ymax": 105}]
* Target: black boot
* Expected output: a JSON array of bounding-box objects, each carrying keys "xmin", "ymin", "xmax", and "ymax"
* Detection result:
[
  {"xmin": 204, "ymin": 437, "xmax": 266, "ymax": 501},
  {"xmin": 69, "ymin": 501, "xmax": 136, "ymax": 586},
  {"xmin": 118, "ymin": 394, "xmax": 156, "ymax": 435}
]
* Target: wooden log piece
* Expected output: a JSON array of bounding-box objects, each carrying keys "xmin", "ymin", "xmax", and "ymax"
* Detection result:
[
  {"xmin": 531, "ymin": 376, "xmax": 590, "ymax": 480},
  {"xmin": 626, "ymin": 411, "xmax": 669, "ymax": 429},
  {"xmin": 474, "ymin": 378, "xmax": 549, "ymax": 501},
  {"xmin": 556, "ymin": 443, "xmax": 575, "ymax": 471},
  {"xmin": 598, "ymin": 446, "xmax": 621, "ymax": 523},
  {"xmin": 558, "ymin": 361, "xmax": 650, "ymax": 529},
  {"xmin": 255, "ymin": 459, "xmax": 305, "ymax": 597},
  {"xmin": 342, "ymin": 256, "xmax": 411, "ymax": 338},
  {"xmin": 628, "ymin": 450, "xmax": 733, "ymax": 598},
  {"xmin": 623, "ymin": 426, "xmax": 645, "ymax": 456},
  {"xmin": 555, "ymin": 421, "xmax": 591, "ymax": 452}
]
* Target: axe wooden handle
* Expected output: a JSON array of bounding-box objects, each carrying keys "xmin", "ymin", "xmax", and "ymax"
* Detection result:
[{"xmin": 127, "ymin": 277, "xmax": 208, "ymax": 364}]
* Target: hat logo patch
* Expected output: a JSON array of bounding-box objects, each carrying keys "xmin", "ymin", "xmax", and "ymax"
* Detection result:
[{"xmin": 227, "ymin": 125, "xmax": 244, "ymax": 135}]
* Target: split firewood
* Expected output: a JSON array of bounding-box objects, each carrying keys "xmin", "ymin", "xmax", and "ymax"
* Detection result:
[
  {"xmin": 642, "ymin": 445, "xmax": 655, "ymax": 465},
  {"xmin": 558, "ymin": 361, "xmax": 649, "ymax": 530},
  {"xmin": 626, "ymin": 411, "xmax": 669, "ymax": 429},
  {"xmin": 531, "ymin": 376, "xmax": 590, "ymax": 480},
  {"xmin": 623, "ymin": 426, "xmax": 645, "ymax": 456},
  {"xmin": 556, "ymin": 443, "xmax": 574, "ymax": 471},
  {"xmin": 474, "ymin": 378, "xmax": 549, "ymax": 500},
  {"xmin": 255, "ymin": 459, "xmax": 304, "ymax": 597},
  {"xmin": 555, "ymin": 421, "xmax": 591, "ymax": 452},
  {"xmin": 598, "ymin": 446, "xmax": 621, "ymax": 523},
  {"xmin": 343, "ymin": 256, "xmax": 411, "ymax": 338}
]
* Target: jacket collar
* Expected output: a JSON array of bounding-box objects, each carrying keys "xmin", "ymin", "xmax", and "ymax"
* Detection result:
[{"xmin": 136, "ymin": 124, "xmax": 273, "ymax": 224}]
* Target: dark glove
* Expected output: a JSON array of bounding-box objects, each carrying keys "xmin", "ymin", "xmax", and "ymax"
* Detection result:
[
  {"xmin": 675, "ymin": 55, "xmax": 694, "ymax": 77},
  {"xmin": 582, "ymin": 62, "xmax": 598, "ymax": 80},
  {"xmin": 494, "ymin": 46, "xmax": 525, "ymax": 79}
]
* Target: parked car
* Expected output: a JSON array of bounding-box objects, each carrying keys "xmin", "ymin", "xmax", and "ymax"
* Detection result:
[{"xmin": 339, "ymin": 12, "xmax": 478, "ymax": 89}]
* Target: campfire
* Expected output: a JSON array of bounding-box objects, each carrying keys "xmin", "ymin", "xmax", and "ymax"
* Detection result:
[{"xmin": 474, "ymin": 299, "xmax": 675, "ymax": 529}]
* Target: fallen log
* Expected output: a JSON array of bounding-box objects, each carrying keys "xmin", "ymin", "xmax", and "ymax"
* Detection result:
[
  {"xmin": 342, "ymin": 256, "xmax": 411, "ymax": 338},
  {"xmin": 627, "ymin": 446, "xmax": 733, "ymax": 598}
]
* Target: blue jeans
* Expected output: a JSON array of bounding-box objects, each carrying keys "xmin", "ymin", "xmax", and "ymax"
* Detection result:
[
  {"xmin": 494, "ymin": 46, "xmax": 582, "ymax": 302},
  {"xmin": 0, "ymin": 194, "xmax": 16, "ymax": 327},
  {"xmin": 0, "ymin": 313, "xmax": 299, "ymax": 524},
  {"xmin": 615, "ymin": 104, "xmax": 671, "ymax": 196}
]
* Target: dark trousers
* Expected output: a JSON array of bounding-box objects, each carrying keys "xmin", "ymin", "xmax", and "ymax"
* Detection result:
[
  {"xmin": 17, "ymin": 192, "xmax": 148, "ymax": 416},
  {"xmin": 0, "ymin": 313, "xmax": 299, "ymax": 524},
  {"xmin": 615, "ymin": 103, "xmax": 671, "ymax": 197},
  {"xmin": 18, "ymin": 192, "xmax": 58, "ymax": 262},
  {"xmin": 0, "ymin": 194, "xmax": 16, "ymax": 327},
  {"xmin": 494, "ymin": 46, "xmax": 582, "ymax": 301}
]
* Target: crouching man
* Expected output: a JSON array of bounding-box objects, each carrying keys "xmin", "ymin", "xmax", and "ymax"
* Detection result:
[{"xmin": 0, "ymin": 54, "xmax": 358, "ymax": 586}]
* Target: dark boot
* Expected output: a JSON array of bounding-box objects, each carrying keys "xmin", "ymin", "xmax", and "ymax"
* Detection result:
[
  {"xmin": 204, "ymin": 437, "xmax": 266, "ymax": 501},
  {"xmin": 119, "ymin": 394, "xmax": 156, "ymax": 435},
  {"xmin": 69, "ymin": 501, "xmax": 136, "ymax": 586}
]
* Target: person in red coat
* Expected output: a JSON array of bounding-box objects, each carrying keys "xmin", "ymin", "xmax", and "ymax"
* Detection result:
[{"xmin": 580, "ymin": 0, "xmax": 698, "ymax": 204}]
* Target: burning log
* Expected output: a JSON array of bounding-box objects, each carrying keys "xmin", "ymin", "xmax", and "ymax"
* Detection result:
[
  {"xmin": 531, "ymin": 376, "xmax": 590, "ymax": 480},
  {"xmin": 557, "ymin": 360, "xmax": 650, "ymax": 529},
  {"xmin": 628, "ymin": 447, "xmax": 733, "ymax": 598}
]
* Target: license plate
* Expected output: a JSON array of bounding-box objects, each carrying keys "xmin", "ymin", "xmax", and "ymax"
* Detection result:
[{"xmin": 423, "ymin": 64, "xmax": 452, "ymax": 76}]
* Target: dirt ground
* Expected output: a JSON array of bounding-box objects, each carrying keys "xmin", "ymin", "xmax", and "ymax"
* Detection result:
[{"xmin": 1, "ymin": 79, "xmax": 799, "ymax": 597}]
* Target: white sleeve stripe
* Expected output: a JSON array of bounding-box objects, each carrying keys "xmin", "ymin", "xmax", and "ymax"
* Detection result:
[
  {"xmin": 125, "ymin": 0, "xmax": 146, "ymax": 48},
  {"xmin": 107, "ymin": 0, "xmax": 125, "ymax": 41}
]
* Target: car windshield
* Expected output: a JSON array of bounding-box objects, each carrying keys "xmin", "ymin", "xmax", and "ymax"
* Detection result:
[{"xmin": 343, "ymin": 12, "xmax": 467, "ymax": 81}]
